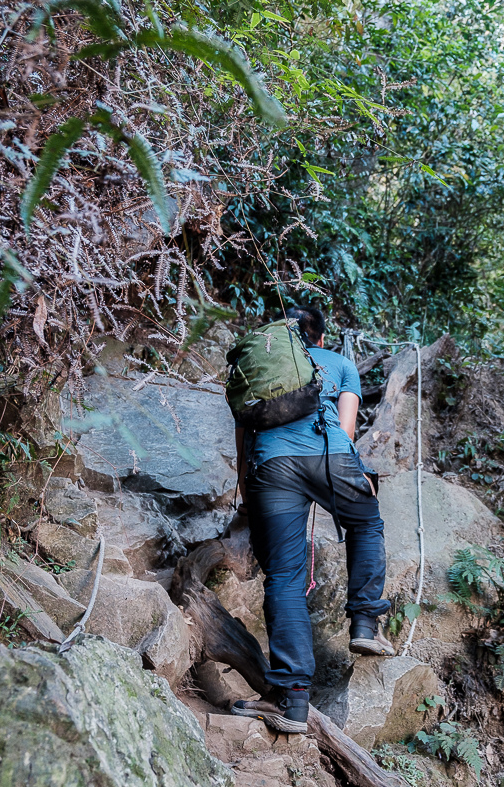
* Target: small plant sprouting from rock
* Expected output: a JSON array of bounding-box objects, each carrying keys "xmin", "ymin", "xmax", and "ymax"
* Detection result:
[
  {"xmin": 0, "ymin": 610, "xmax": 31, "ymax": 648},
  {"xmin": 204, "ymin": 567, "xmax": 229, "ymax": 591},
  {"xmin": 416, "ymin": 695, "xmax": 445, "ymax": 713},
  {"xmin": 388, "ymin": 601, "xmax": 422, "ymax": 637},
  {"xmin": 37, "ymin": 556, "xmax": 77, "ymax": 575}
]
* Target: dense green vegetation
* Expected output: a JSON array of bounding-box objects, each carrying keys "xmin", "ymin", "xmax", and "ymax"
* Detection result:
[{"xmin": 209, "ymin": 0, "xmax": 504, "ymax": 352}]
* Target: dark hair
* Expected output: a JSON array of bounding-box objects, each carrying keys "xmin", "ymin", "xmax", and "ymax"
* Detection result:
[{"xmin": 274, "ymin": 305, "xmax": 326, "ymax": 344}]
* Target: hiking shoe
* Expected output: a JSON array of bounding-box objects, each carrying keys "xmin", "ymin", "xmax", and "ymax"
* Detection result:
[
  {"xmin": 231, "ymin": 687, "xmax": 309, "ymax": 733},
  {"xmin": 349, "ymin": 617, "xmax": 395, "ymax": 657}
]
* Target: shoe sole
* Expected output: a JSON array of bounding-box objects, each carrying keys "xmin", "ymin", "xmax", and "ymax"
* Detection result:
[
  {"xmin": 349, "ymin": 638, "xmax": 395, "ymax": 656},
  {"xmin": 231, "ymin": 705, "xmax": 307, "ymax": 734}
]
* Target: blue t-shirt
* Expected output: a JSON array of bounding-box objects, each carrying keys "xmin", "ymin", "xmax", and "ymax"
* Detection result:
[{"xmin": 245, "ymin": 347, "xmax": 362, "ymax": 467}]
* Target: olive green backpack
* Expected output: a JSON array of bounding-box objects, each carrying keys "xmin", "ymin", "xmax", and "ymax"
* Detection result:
[{"xmin": 225, "ymin": 319, "xmax": 322, "ymax": 430}]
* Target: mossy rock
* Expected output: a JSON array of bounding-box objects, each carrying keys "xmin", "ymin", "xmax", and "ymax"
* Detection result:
[{"xmin": 0, "ymin": 635, "xmax": 234, "ymax": 787}]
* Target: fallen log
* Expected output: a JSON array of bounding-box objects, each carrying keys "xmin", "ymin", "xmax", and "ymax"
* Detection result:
[
  {"xmin": 356, "ymin": 348, "xmax": 390, "ymax": 377},
  {"xmin": 308, "ymin": 707, "xmax": 407, "ymax": 787},
  {"xmin": 361, "ymin": 382, "xmax": 385, "ymax": 400}
]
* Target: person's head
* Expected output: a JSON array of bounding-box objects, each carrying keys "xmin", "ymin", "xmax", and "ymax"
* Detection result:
[{"xmin": 274, "ymin": 305, "xmax": 326, "ymax": 347}]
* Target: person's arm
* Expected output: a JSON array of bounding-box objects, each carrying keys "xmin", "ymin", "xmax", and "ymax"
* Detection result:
[
  {"xmin": 338, "ymin": 391, "xmax": 360, "ymax": 441},
  {"xmin": 339, "ymin": 390, "xmax": 376, "ymax": 495},
  {"xmin": 235, "ymin": 427, "xmax": 248, "ymax": 507}
]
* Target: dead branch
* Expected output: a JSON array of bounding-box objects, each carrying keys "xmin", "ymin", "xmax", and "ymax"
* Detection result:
[{"xmin": 356, "ymin": 349, "xmax": 390, "ymax": 377}]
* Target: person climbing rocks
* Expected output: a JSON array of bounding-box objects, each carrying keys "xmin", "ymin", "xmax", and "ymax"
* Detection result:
[{"xmin": 229, "ymin": 305, "xmax": 394, "ymax": 734}]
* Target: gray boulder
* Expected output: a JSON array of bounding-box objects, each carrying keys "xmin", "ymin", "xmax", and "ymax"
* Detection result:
[
  {"xmin": 36, "ymin": 519, "xmax": 132, "ymax": 576},
  {"xmin": 0, "ymin": 636, "xmax": 233, "ymax": 787},
  {"xmin": 315, "ymin": 655, "xmax": 439, "ymax": 751},
  {"xmin": 58, "ymin": 569, "xmax": 190, "ymax": 687},
  {"xmin": 44, "ymin": 476, "xmax": 98, "ymax": 536},
  {"xmin": 174, "ymin": 322, "xmax": 236, "ymax": 384},
  {"xmin": 94, "ymin": 491, "xmax": 185, "ymax": 576},
  {"xmin": 196, "ymin": 660, "xmax": 258, "ymax": 708},
  {"xmin": 0, "ymin": 564, "xmax": 67, "ymax": 643},
  {"xmin": 0, "ymin": 557, "xmax": 85, "ymax": 637},
  {"xmin": 177, "ymin": 509, "xmax": 229, "ymax": 546},
  {"xmin": 60, "ymin": 377, "xmax": 236, "ymax": 507}
]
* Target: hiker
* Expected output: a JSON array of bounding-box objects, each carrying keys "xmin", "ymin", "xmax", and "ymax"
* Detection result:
[{"xmin": 229, "ymin": 305, "xmax": 393, "ymax": 734}]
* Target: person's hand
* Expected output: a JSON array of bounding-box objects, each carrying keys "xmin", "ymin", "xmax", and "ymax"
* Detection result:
[
  {"xmin": 229, "ymin": 503, "xmax": 248, "ymax": 531},
  {"xmin": 363, "ymin": 474, "xmax": 377, "ymax": 496}
]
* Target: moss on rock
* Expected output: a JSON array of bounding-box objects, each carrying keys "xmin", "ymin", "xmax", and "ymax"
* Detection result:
[{"xmin": 0, "ymin": 635, "xmax": 234, "ymax": 787}]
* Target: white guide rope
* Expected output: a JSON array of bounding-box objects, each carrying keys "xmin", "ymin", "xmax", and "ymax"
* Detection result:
[
  {"xmin": 355, "ymin": 336, "xmax": 424, "ymax": 656},
  {"xmin": 58, "ymin": 535, "xmax": 105, "ymax": 654}
]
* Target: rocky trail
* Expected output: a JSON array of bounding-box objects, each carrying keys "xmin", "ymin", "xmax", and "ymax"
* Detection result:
[{"xmin": 1, "ymin": 328, "xmax": 504, "ymax": 786}]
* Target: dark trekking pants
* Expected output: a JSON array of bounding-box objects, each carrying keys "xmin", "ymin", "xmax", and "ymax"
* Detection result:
[{"xmin": 246, "ymin": 451, "xmax": 391, "ymax": 689}]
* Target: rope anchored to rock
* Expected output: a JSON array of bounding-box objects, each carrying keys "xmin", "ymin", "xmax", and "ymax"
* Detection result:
[{"xmin": 58, "ymin": 536, "xmax": 105, "ymax": 654}]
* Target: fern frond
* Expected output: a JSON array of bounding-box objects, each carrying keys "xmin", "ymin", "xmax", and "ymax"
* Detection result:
[
  {"xmin": 126, "ymin": 133, "xmax": 176, "ymax": 236},
  {"xmin": 456, "ymin": 736, "xmax": 482, "ymax": 780},
  {"xmin": 447, "ymin": 548, "xmax": 482, "ymax": 597},
  {"xmin": 88, "ymin": 111, "xmax": 175, "ymax": 237},
  {"xmin": 437, "ymin": 732, "xmax": 455, "ymax": 759},
  {"xmin": 21, "ymin": 117, "xmax": 86, "ymax": 232},
  {"xmin": 0, "ymin": 249, "xmax": 33, "ymax": 319},
  {"xmin": 438, "ymin": 591, "xmax": 488, "ymax": 616}
]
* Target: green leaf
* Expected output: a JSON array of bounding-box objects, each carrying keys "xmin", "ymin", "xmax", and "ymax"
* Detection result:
[
  {"xmin": 404, "ymin": 602, "xmax": 421, "ymax": 623},
  {"xmin": 73, "ymin": 23, "xmax": 286, "ymax": 127},
  {"xmin": 143, "ymin": 0, "xmax": 163, "ymax": 37},
  {"xmin": 303, "ymin": 164, "xmax": 336, "ymax": 176},
  {"xmin": 302, "ymin": 271, "xmax": 322, "ymax": 282},
  {"xmin": 416, "ymin": 704, "xmax": 428, "ymax": 711},
  {"xmin": 261, "ymin": 10, "xmax": 290, "ymax": 23},
  {"xmin": 304, "ymin": 166, "xmax": 321, "ymax": 184},
  {"xmin": 419, "ymin": 163, "xmax": 450, "ymax": 188},
  {"xmin": 21, "ymin": 116, "xmax": 86, "ymax": 232},
  {"xmin": 250, "ymin": 12, "xmax": 261, "ymax": 28},
  {"xmin": 294, "ymin": 137, "xmax": 306, "ymax": 155},
  {"xmin": 28, "ymin": 93, "xmax": 60, "ymax": 109},
  {"xmin": 124, "ymin": 133, "xmax": 176, "ymax": 236}
]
